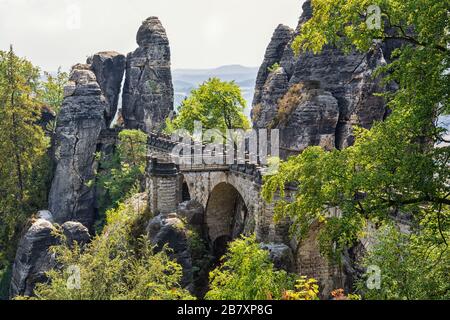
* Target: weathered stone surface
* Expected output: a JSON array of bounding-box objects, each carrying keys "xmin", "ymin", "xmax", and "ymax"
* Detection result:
[
  {"xmin": 9, "ymin": 218, "xmax": 90, "ymax": 298},
  {"xmin": 61, "ymin": 221, "xmax": 90, "ymax": 246},
  {"xmin": 122, "ymin": 17, "xmax": 174, "ymax": 133},
  {"xmin": 279, "ymin": 81, "xmax": 339, "ymax": 158},
  {"xmin": 252, "ymin": 0, "xmax": 388, "ymax": 151},
  {"xmin": 260, "ymin": 243, "xmax": 295, "ymax": 273},
  {"xmin": 89, "ymin": 51, "xmax": 126, "ymax": 126},
  {"xmin": 252, "ymin": 24, "xmax": 294, "ymax": 109},
  {"xmin": 177, "ymin": 200, "xmax": 204, "ymax": 227},
  {"xmin": 9, "ymin": 219, "xmax": 58, "ymax": 298},
  {"xmin": 36, "ymin": 210, "xmax": 54, "ymax": 223},
  {"xmin": 252, "ymin": 67, "xmax": 289, "ymax": 128},
  {"xmin": 146, "ymin": 213, "xmax": 193, "ymax": 287},
  {"xmin": 48, "ymin": 63, "xmax": 107, "ymax": 227}
]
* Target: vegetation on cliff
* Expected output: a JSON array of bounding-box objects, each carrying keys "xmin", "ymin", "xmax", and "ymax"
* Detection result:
[
  {"xmin": 20, "ymin": 195, "xmax": 193, "ymax": 300},
  {"xmin": 0, "ymin": 48, "xmax": 66, "ymax": 296},
  {"xmin": 96, "ymin": 129, "xmax": 148, "ymax": 228},
  {"xmin": 263, "ymin": 0, "xmax": 449, "ymax": 299},
  {"xmin": 205, "ymin": 236, "xmax": 319, "ymax": 300}
]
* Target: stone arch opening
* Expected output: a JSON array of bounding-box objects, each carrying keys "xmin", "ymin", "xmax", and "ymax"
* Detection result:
[
  {"xmin": 182, "ymin": 181, "xmax": 191, "ymax": 202},
  {"xmin": 205, "ymin": 182, "xmax": 248, "ymax": 259}
]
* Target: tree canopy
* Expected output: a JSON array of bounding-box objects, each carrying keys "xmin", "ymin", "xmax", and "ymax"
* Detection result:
[
  {"xmin": 166, "ymin": 77, "xmax": 250, "ymax": 134},
  {"xmin": 262, "ymin": 0, "xmax": 449, "ymax": 299}
]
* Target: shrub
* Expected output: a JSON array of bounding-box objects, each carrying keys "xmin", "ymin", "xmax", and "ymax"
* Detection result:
[
  {"xmin": 205, "ymin": 235, "xmax": 316, "ymax": 300},
  {"xmin": 274, "ymin": 83, "xmax": 305, "ymax": 127},
  {"xmin": 20, "ymin": 195, "xmax": 193, "ymax": 300}
]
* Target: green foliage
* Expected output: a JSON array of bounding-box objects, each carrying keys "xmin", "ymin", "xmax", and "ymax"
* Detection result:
[
  {"xmin": 166, "ymin": 78, "xmax": 250, "ymax": 134},
  {"xmin": 25, "ymin": 196, "xmax": 193, "ymax": 300},
  {"xmin": 263, "ymin": 0, "xmax": 449, "ymax": 299},
  {"xmin": 282, "ymin": 276, "xmax": 319, "ymax": 300},
  {"xmin": 0, "ymin": 264, "xmax": 12, "ymax": 300},
  {"xmin": 0, "ymin": 47, "xmax": 50, "ymax": 268},
  {"xmin": 186, "ymin": 228, "xmax": 213, "ymax": 294},
  {"xmin": 356, "ymin": 223, "xmax": 450, "ymax": 300},
  {"xmin": 40, "ymin": 68, "xmax": 68, "ymax": 114},
  {"xmin": 96, "ymin": 129, "xmax": 147, "ymax": 226},
  {"xmin": 205, "ymin": 236, "xmax": 300, "ymax": 300},
  {"xmin": 268, "ymin": 62, "xmax": 281, "ymax": 73},
  {"xmin": 39, "ymin": 68, "xmax": 68, "ymax": 134}
]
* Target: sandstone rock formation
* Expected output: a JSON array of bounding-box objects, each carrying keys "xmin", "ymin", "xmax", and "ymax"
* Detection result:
[
  {"xmin": 88, "ymin": 51, "xmax": 126, "ymax": 126},
  {"xmin": 260, "ymin": 243, "xmax": 295, "ymax": 273},
  {"xmin": 252, "ymin": 0, "xmax": 389, "ymax": 152},
  {"xmin": 9, "ymin": 219, "xmax": 58, "ymax": 298},
  {"xmin": 48, "ymin": 63, "xmax": 108, "ymax": 228},
  {"xmin": 146, "ymin": 213, "xmax": 193, "ymax": 288},
  {"xmin": 278, "ymin": 81, "xmax": 339, "ymax": 158},
  {"xmin": 177, "ymin": 200, "xmax": 204, "ymax": 232},
  {"xmin": 48, "ymin": 49, "xmax": 127, "ymax": 228},
  {"xmin": 122, "ymin": 17, "xmax": 174, "ymax": 133},
  {"xmin": 252, "ymin": 24, "xmax": 294, "ymax": 112},
  {"xmin": 9, "ymin": 218, "xmax": 89, "ymax": 298}
]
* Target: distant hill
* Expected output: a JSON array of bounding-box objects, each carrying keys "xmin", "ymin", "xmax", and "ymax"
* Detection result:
[{"xmin": 172, "ymin": 65, "xmax": 259, "ymax": 118}]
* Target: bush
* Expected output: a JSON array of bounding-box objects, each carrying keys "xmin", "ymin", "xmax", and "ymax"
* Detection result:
[
  {"xmin": 20, "ymin": 195, "xmax": 193, "ymax": 300},
  {"xmin": 356, "ymin": 224, "xmax": 450, "ymax": 300},
  {"xmin": 96, "ymin": 129, "xmax": 147, "ymax": 229},
  {"xmin": 205, "ymin": 235, "xmax": 317, "ymax": 300},
  {"xmin": 273, "ymin": 83, "xmax": 305, "ymax": 127}
]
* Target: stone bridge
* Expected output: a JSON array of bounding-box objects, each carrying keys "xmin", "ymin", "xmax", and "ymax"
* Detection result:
[
  {"xmin": 145, "ymin": 132, "xmax": 287, "ymax": 246},
  {"xmin": 145, "ymin": 132, "xmax": 345, "ymax": 295}
]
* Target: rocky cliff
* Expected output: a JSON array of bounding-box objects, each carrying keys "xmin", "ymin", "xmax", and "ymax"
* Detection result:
[
  {"xmin": 252, "ymin": 0, "xmax": 389, "ymax": 153},
  {"xmin": 88, "ymin": 51, "xmax": 126, "ymax": 127},
  {"xmin": 48, "ymin": 63, "xmax": 110, "ymax": 227},
  {"xmin": 9, "ymin": 212, "xmax": 89, "ymax": 298},
  {"xmin": 48, "ymin": 18, "xmax": 175, "ymax": 227},
  {"xmin": 122, "ymin": 17, "xmax": 174, "ymax": 133}
]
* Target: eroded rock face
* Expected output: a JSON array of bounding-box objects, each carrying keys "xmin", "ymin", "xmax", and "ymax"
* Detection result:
[
  {"xmin": 146, "ymin": 213, "xmax": 193, "ymax": 288},
  {"xmin": 252, "ymin": 0, "xmax": 388, "ymax": 152},
  {"xmin": 260, "ymin": 243, "xmax": 295, "ymax": 273},
  {"xmin": 89, "ymin": 51, "xmax": 126, "ymax": 126},
  {"xmin": 48, "ymin": 64, "xmax": 107, "ymax": 227},
  {"xmin": 9, "ymin": 219, "xmax": 58, "ymax": 298},
  {"xmin": 279, "ymin": 81, "xmax": 339, "ymax": 158},
  {"xmin": 61, "ymin": 221, "xmax": 91, "ymax": 246},
  {"xmin": 122, "ymin": 17, "xmax": 174, "ymax": 133},
  {"xmin": 253, "ymin": 67, "xmax": 289, "ymax": 128},
  {"xmin": 177, "ymin": 200, "xmax": 204, "ymax": 229},
  {"xmin": 252, "ymin": 24, "xmax": 294, "ymax": 109},
  {"xmin": 49, "ymin": 51, "xmax": 126, "ymax": 228},
  {"xmin": 9, "ymin": 218, "xmax": 89, "ymax": 298}
]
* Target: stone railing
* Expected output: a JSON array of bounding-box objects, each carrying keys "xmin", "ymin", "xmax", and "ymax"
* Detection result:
[{"xmin": 146, "ymin": 132, "xmax": 269, "ymax": 183}]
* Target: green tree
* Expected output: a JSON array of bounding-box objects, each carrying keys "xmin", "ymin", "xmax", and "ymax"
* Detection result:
[
  {"xmin": 356, "ymin": 223, "xmax": 450, "ymax": 300},
  {"xmin": 40, "ymin": 68, "xmax": 68, "ymax": 114},
  {"xmin": 205, "ymin": 236, "xmax": 316, "ymax": 300},
  {"xmin": 0, "ymin": 47, "xmax": 49, "ymax": 267},
  {"xmin": 167, "ymin": 78, "xmax": 250, "ymax": 133},
  {"xmin": 23, "ymin": 195, "xmax": 193, "ymax": 300},
  {"xmin": 96, "ymin": 129, "xmax": 147, "ymax": 225},
  {"xmin": 262, "ymin": 0, "xmax": 449, "ymax": 298},
  {"xmin": 39, "ymin": 68, "xmax": 68, "ymax": 134}
]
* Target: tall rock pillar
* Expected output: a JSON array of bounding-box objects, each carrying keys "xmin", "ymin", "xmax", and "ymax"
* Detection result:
[{"xmin": 122, "ymin": 17, "xmax": 174, "ymax": 133}]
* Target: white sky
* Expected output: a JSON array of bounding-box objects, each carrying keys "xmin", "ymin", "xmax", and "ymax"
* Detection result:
[{"xmin": 0, "ymin": 0, "xmax": 304, "ymax": 72}]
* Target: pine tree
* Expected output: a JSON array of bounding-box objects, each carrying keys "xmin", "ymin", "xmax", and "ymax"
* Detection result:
[{"xmin": 0, "ymin": 46, "xmax": 49, "ymax": 265}]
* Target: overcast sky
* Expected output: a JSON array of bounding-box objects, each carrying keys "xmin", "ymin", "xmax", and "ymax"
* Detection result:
[{"xmin": 0, "ymin": 0, "xmax": 304, "ymax": 72}]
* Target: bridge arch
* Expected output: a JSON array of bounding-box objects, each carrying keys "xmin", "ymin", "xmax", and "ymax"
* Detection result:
[{"xmin": 205, "ymin": 182, "xmax": 249, "ymax": 257}]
